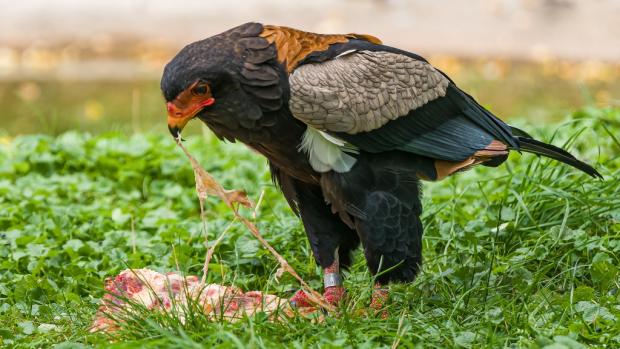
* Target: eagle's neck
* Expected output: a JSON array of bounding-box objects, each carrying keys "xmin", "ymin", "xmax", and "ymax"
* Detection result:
[{"xmin": 248, "ymin": 112, "xmax": 320, "ymax": 184}]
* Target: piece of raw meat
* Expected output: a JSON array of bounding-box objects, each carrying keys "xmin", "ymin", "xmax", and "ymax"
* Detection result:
[{"xmin": 91, "ymin": 269, "xmax": 320, "ymax": 332}]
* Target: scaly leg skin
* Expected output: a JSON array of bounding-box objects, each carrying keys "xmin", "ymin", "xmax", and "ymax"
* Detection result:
[
  {"xmin": 290, "ymin": 250, "xmax": 345, "ymax": 308},
  {"xmin": 322, "ymin": 257, "xmax": 345, "ymax": 306},
  {"xmin": 289, "ymin": 288, "xmax": 312, "ymax": 308},
  {"xmin": 370, "ymin": 283, "xmax": 389, "ymax": 319}
]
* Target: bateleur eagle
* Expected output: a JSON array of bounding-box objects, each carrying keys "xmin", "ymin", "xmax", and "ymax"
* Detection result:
[{"xmin": 161, "ymin": 23, "xmax": 601, "ymax": 308}]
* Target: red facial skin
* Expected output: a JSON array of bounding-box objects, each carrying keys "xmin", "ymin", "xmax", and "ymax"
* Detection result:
[{"xmin": 166, "ymin": 81, "xmax": 215, "ymax": 136}]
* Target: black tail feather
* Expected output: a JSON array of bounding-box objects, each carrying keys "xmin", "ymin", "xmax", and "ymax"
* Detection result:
[
  {"xmin": 509, "ymin": 126, "xmax": 534, "ymax": 139},
  {"xmin": 516, "ymin": 137, "xmax": 602, "ymax": 179}
]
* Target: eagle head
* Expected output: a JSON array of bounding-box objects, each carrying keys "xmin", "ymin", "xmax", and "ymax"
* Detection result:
[{"xmin": 160, "ymin": 22, "xmax": 283, "ymax": 141}]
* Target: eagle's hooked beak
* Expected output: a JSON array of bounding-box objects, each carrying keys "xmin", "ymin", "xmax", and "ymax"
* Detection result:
[
  {"xmin": 166, "ymin": 102, "xmax": 189, "ymax": 139},
  {"xmin": 167, "ymin": 123, "xmax": 182, "ymax": 140}
]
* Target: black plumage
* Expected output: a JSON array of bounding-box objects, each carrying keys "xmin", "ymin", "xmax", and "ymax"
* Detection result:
[{"xmin": 161, "ymin": 23, "xmax": 601, "ymax": 301}]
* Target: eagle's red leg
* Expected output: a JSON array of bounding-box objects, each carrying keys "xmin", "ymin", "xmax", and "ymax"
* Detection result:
[
  {"xmin": 370, "ymin": 283, "xmax": 389, "ymax": 318},
  {"xmin": 322, "ymin": 257, "xmax": 345, "ymax": 306},
  {"xmin": 290, "ymin": 251, "xmax": 346, "ymax": 308}
]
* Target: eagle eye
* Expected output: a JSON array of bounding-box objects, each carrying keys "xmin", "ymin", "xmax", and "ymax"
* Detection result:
[{"xmin": 191, "ymin": 84, "xmax": 209, "ymax": 96}]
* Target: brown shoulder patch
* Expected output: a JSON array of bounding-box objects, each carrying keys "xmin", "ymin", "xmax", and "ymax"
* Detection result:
[
  {"xmin": 260, "ymin": 25, "xmax": 382, "ymax": 72},
  {"xmin": 347, "ymin": 33, "xmax": 382, "ymax": 45}
]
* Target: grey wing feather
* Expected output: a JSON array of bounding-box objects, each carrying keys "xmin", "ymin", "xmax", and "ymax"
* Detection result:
[{"xmin": 289, "ymin": 51, "xmax": 450, "ymax": 134}]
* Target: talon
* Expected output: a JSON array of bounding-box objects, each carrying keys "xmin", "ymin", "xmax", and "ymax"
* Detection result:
[{"xmin": 290, "ymin": 289, "xmax": 313, "ymax": 308}]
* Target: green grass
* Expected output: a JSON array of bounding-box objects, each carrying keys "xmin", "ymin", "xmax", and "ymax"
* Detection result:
[{"xmin": 1, "ymin": 107, "xmax": 619, "ymax": 348}]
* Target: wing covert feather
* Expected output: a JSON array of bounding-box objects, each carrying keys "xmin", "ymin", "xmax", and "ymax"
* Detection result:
[{"xmin": 289, "ymin": 51, "xmax": 450, "ymax": 134}]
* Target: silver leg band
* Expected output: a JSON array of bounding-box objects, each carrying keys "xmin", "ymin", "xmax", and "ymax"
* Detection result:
[{"xmin": 323, "ymin": 273, "xmax": 342, "ymax": 288}]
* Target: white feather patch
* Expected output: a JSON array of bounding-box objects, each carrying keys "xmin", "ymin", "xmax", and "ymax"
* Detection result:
[
  {"xmin": 299, "ymin": 127, "xmax": 358, "ymax": 173},
  {"xmin": 335, "ymin": 49, "xmax": 357, "ymax": 59}
]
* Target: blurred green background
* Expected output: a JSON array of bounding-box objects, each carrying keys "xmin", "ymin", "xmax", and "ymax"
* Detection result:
[{"xmin": 0, "ymin": 0, "xmax": 619, "ymax": 137}]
